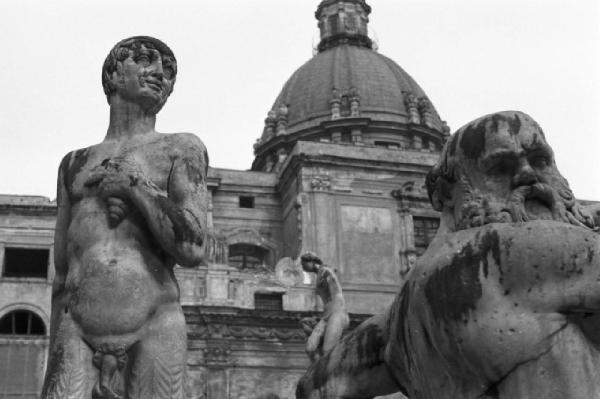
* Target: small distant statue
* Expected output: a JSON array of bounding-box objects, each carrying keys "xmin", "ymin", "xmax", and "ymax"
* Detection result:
[
  {"xmin": 300, "ymin": 252, "xmax": 349, "ymax": 362},
  {"xmin": 42, "ymin": 36, "xmax": 208, "ymax": 398}
]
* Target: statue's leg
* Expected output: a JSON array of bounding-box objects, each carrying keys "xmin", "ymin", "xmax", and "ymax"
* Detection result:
[
  {"xmin": 125, "ymin": 303, "xmax": 186, "ymax": 399},
  {"xmin": 42, "ymin": 311, "xmax": 95, "ymax": 399},
  {"xmin": 307, "ymin": 319, "xmax": 327, "ymax": 360},
  {"xmin": 322, "ymin": 312, "xmax": 349, "ymax": 353}
]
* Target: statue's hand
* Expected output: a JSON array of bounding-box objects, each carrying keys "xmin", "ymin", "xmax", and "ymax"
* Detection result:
[
  {"xmin": 300, "ymin": 316, "xmax": 319, "ymax": 336},
  {"xmin": 85, "ymin": 157, "xmax": 144, "ymax": 199},
  {"xmin": 106, "ymin": 196, "xmax": 129, "ymax": 228},
  {"xmin": 85, "ymin": 157, "xmax": 147, "ymax": 228}
]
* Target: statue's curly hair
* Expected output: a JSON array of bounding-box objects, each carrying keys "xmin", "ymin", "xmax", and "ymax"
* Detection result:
[{"xmin": 101, "ymin": 36, "xmax": 177, "ymax": 103}]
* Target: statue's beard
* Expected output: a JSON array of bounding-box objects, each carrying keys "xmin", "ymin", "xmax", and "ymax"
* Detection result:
[{"xmin": 457, "ymin": 181, "xmax": 595, "ymax": 231}]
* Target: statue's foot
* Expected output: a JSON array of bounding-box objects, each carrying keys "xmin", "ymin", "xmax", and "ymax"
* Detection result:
[{"xmin": 92, "ymin": 383, "xmax": 123, "ymax": 399}]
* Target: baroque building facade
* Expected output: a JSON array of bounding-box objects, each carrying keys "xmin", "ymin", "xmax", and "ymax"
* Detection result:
[{"xmin": 0, "ymin": 1, "xmax": 448, "ymax": 397}]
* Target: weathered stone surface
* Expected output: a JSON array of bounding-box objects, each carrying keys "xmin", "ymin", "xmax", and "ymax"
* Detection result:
[
  {"xmin": 41, "ymin": 36, "xmax": 208, "ymax": 398},
  {"xmin": 296, "ymin": 111, "xmax": 600, "ymax": 399},
  {"xmin": 339, "ymin": 205, "xmax": 395, "ymax": 284}
]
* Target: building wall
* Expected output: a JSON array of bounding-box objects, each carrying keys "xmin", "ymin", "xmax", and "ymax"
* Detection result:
[{"xmin": 0, "ymin": 196, "xmax": 55, "ymax": 396}]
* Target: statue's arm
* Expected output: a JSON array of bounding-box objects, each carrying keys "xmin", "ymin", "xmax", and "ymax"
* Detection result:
[
  {"xmin": 501, "ymin": 224, "xmax": 600, "ymax": 313},
  {"xmin": 46, "ymin": 153, "xmax": 73, "ymax": 347},
  {"xmin": 128, "ymin": 134, "xmax": 208, "ymax": 267},
  {"xmin": 53, "ymin": 153, "xmax": 71, "ymax": 298}
]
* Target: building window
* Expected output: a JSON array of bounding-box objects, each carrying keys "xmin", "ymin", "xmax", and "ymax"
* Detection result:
[
  {"xmin": 413, "ymin": 217, "xmax": 440, "ymax": 255},
  {"xmin": 0, "ymin": 310, "xmax": 47, "ymax": 397},
  {"xmin": 228, "ymin": 243, "xmax": 268, "ymax": 270},
  {"xmin": 0, "ymin": 310, "xmax": 45, "ymax": 336},
  {"xmin": 239, "ymin": 196, "xmax": 255, "ymax": 209},
  {"xmin": 374, "ymin": 140, "xmax": 400, "ymax": 149},
  {"xmin": 254, "ymin": 293, "xmax": 283, "ymax": 311},
  {"xmin": 2, "ymin": 248, "xmax": 49, "ymax": 278},
  {"xmin": 340, "ymin": 95, "xmax": 351, "ymax": 117},
  {"xmin": 328, "ymin": 15, "xmax": 339, "ymax": 35}
]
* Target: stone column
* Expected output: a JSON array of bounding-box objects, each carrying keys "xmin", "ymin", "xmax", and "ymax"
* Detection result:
[
  {"xmin": 398, "ymin": 210, "xmax": 416, "ymax": 278},
  {"xmin": 308, "ymin": 176, "xmax": 337, "ymax": 266},
  {"xmin": 204, "ymin": 346, "xmax": 231, "ymax": 399},
  {"xmin": 392, "ymin": 188, "xmax": 417, "ymax": 278}
]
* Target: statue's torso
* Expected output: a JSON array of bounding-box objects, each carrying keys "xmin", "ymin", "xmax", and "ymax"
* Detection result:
[
  {"xmin": 388, "ymin": 221, "xmax": 600, "ymax": 398},
  {"xmin": 61, "ymin": 133, "xmax": 184, "ymax": 342},
  {"xmin": 316, "ymin": 267, "xmax": 346, "ymax": 319}
]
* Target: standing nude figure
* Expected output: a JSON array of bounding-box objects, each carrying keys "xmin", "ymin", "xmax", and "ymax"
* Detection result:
[
  {"xmin": 300, "ymin": 252, "xmax": 349, "ymax": 362},
  {"xmin": 41, "ymin": 36, "xmax": 208, "ymax": 399}
]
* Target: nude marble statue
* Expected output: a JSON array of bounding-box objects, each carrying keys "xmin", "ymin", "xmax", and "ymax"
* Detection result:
[
  {"xmin": 300, "ymin": 252, "xmax": 349, "ymax": 362},
  {"xmin": 296, "ymin": 111, "xmax": 600, "ymax": 399},
  {"xmin": 41, "ymin": 36, "xmax": 208, "ymax": 399}
]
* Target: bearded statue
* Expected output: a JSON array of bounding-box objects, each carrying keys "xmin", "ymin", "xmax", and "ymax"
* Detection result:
[
  {"xmin": 426, "ymin": 111, "xmax": 595, "ymax": 231},
  {"xmin": 296, "ymin": 111, "xmax": 600, "ymax": 399}
]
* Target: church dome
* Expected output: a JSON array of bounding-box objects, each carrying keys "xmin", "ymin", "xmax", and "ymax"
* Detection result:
[
  {"xmin": 268, "ymin": 44, "xmax": 444, "ymax": 135},
  {"xmin": 252, "ymin": 0, "xmax": 448, "ymax": 171}
]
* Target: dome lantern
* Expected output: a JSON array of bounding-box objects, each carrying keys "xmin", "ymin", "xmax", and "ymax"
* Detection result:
[{"xmin": 315, "ymin": 0, "xmax": 373, "ymax": 53}]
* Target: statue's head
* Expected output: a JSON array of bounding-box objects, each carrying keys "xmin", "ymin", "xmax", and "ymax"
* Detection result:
[
  {"xmin": 102, "ymin": 36, "xmax": 177, "ymax": 114},
  {"xmin": 300, "ymin": 252, "xmax": 323, "ymax": 273},
  {"xmin": 427, "ymin": 111, "xmax": 595, "ymax": 231}
]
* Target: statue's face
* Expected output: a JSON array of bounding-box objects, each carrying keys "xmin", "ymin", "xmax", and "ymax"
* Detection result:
[
  {"xmin": 301, "ymin": 262, "xmax": 318, "ymax": 273},
  {"xmin": 115, "ymin": 43, "xmax": 176, "ymax": 113},
  {"xmin": 439, "ymin": 111, "xmax": 591, "ymax": 229},
  {"xmin": 460, "ymin": 115, "xmax": 556, "ymax": 219},
  {"xmin": 428, "ymin": 111, "xmax": 594, "ymax": 231}
]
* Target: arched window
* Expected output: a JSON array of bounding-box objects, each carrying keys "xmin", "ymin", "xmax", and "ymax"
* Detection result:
[
  {"xmin": 0, "ymin": 310, "xmax": 46, "ymax": 336},
  {"xmin": 228, "ymin": 243, "xmax": 269, "ymax": 270},
  {"xmin": 0, "ymin": 310, "xmax": 47, "ymax": 397}
]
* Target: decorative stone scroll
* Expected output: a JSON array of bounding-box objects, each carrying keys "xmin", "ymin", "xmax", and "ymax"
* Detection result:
[
  {"xmin": 349, "ymin": 87, "xmax": 360, "ymax": 117},
  {"xmin": 330, "ymin": 88, "xmax": 341, "ymax": 120},
  {"xmin": 190, "ymin": 323, "xmax": 307, "ymax": 342},
  {"xmin": 404, "ymin": 92, "xmax": 421, "ymax": 124},
  {"xmin": 330, "ymin": 87, "xmax": 361, "ymax": 119},
  {"xmin": 310, "ymin": 176, "xmax": 331, "ymax": 191},
  {"xmin": 276, "ymin": 104, "xmax": 289, "ymax": 136},
  {"xmin": 202, "ymin": 346, "xmax": 231, "ymax": 365},
  {"xmin": 262, "ymin": 110, "xmax": 277, "ymax": 142},
  {"xmin": 418, "ymin": 97, "xmax": 434, "ymax": 128}
]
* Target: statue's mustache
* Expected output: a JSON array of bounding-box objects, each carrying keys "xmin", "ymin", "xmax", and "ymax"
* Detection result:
[
  {"xmin": 507, "ymin": 183, "xmax": 556, "ymax": 223},
  {"xmin": 507, "ymin": 182, "xmax": 590, "ymax": 228}
]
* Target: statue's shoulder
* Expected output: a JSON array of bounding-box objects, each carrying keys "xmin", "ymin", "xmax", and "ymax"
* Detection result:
[
  {"xmin": 58, "ymin": 143, "xmax": 101, "ymax": 172},
  {"xmin": 162, "ymin": 132, "xmax": 206, "ymax": 152},
  {"xmin": 416, "ymin": 221, "xmax": 598, "ymax": 274}
]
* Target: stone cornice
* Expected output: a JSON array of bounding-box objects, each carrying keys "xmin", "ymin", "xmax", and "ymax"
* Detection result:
[
  {"xmin": 183, "ymin": 306, "xmax": 371, "ymax": 342},
  {"xmin": 252, "ymin": 118, "xmax": 444, "ymax": 171},
  {"xmin": 0, "ymin": 204, "xmax": 57, "ymax": 217}
]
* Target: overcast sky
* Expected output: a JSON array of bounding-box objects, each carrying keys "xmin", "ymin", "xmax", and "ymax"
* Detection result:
[{"xmin": 0, "ymin": 0, "xmax": 598, "ymax": 200}]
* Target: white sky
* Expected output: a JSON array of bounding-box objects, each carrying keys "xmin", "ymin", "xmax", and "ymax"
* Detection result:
[{"xmin": 0, "ymin": 0, "xmax": 598, "ymax": 200}]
